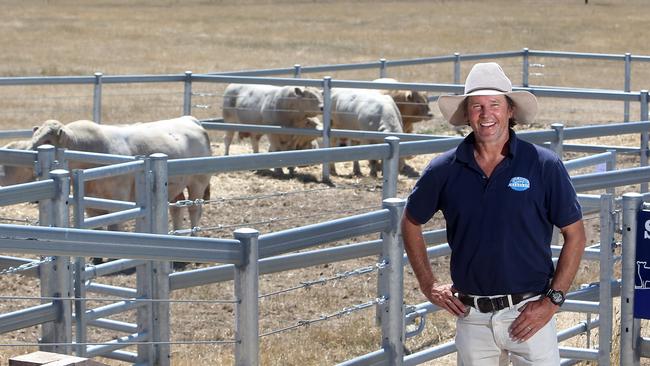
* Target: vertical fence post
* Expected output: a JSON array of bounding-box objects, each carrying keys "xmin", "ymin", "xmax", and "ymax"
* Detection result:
[
  {"xmin": 625, "ymin": 53, "xmax": 632, "ymax": 122},
  {"xmin": 321, "ymin": 76, "xmax": 332, "ymax": 182},
  {"xmin": 621, "ymin": 193, "xmax": 643, "ymax": 366},
  {"xmin": 293, "ymin": 64, "xmax": 302, "ymax": 78},
  {"xmin": 93, "ymin": 72, "xmax": 102, "ymax": 124},
  {"xmin": 234, "ymin": 228, "xmax": 259, "ymax": 366},
  {"xmin": 69, "ymin": 160, "xmax": 91, "ymax": 358},
  {"xmin": 598, "ymin": 194, "xmax": 614, "ymax": 365},
  {"xmin": 549, "ymin": 123, "xmax": 565, "ymax": 247},
  {"xmin": 376, "ymin": 137, "xmax": 400, "ymax": 325},
  {"xmin": 46, "ymin": 169, "xmax": 72, "ymax": 354},
  {"xmin": 71, "ymin": 169, "xmax": 85, "ymax": 229},
  {"xmin": 70, "ymin": 168, "xmax": 87, "ymax": 357},
  {"xmin": 550, "ymin": 123, "xmax": 565, "ymax": 158},
  {"xmin": 73, "ymin": 255, "xmax": 86, "ymax": 357},
  {"xmin": 382, "ymin": 136, "xmax": 400, "ymax": 201},
  {"xmin": 36, "ymin": 145, "xmax": 58, "ymax": 352},
  {"xmin": 183, "ymin": 71, "xmax": 192, "ymax": 116},
  {"xmin": 606, "ymin": 149, "xmax": 617, "ymax": 196},
  {"xmin": 379, "ymin": 58, "xmax": 387, "ymax": 78},
  {"xmin": 150, "ymin": 153, "xmax": 171, "ymax": 366},
  {"xmin": 640, "ymin": 90, "xmax": 648, "ymax": 192},
  {"xmin": 522, "ymin": 48, "xmax": 530, "ymax": 87},
  {"xmin": 135, "ymin": 156, "xmax": 152, "ymax": 233},
  {"xmin": 453, "ymin": 53, "xmax": 461, "ymax": 85},
  {"xmin": 380, "ymin": 198, "xmax": 405, "ymax": 366}
]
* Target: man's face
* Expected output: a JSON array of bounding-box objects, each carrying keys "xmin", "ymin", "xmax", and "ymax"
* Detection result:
[{"xmin": 465, "ymin": 94, "xmax": 514, "ymax": 145}]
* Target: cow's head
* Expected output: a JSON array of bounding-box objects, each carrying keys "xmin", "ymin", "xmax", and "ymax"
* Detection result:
[
  {"xmin": 293, "ymin": 87, "xmax": 324, "ymax": 116},
  {"xmin": 30, "ymin": 119, "xmax": 71, "ymax": 149}
]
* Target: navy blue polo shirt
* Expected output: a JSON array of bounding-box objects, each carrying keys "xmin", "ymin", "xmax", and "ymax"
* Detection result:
[{"xmin": 405, "ymin": 129, "xmax": 582, "ymax": 296}]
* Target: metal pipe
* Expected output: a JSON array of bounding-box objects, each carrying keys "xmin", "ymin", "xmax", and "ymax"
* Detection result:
[
  {"xmin": 259, "ymin": 209, "xmax": 390, "ymax": 258},
  {"xmin": 620, "ymin": 193, "xmax": 643, "ymax": 366},
  {"xmin": 322, "ymin": 76, "xmax": 332, "ymax": 181},
  {"xmin": 0, "ymin": 303, "xmax": 57, "ymax": 333},
  {"xmin": 93, "ymin": 73, "xmax": 102, "ymax": 124},
  {"xmin": 183, "ymin": 71, "xmax": 192, "ymax": 116},
  {"xmin": 87, "ymin": 318, "xmax": 137, "ymax": 334},
  {"xmin": 234, "ymin": 228, "xmax": 259, "ymax": 366},
  {"xmin": 85, "ymin": 332, "xmax": 148, "ymax": 358},
  {"xmin": 625, "ymin": 53, "xmax": 632, "ymax": 122}
]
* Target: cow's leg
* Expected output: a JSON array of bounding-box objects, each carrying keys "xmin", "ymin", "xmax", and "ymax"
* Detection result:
[
  {"xmin": 251, "ymin": 133, "xmax": 262, "ymax": 154},
  {"xmin": 267, "ymin": 135, "xmax": 285, "ymax": 175},
  {"xmin": 169, "ymin": 192, "xmax": 186, "ymax": 234},
  {"xmin": 351, "ymin": 140, "xmax": 363, "ymax": 177},
  {"xmin": 368, "ymin": 160, "xmax": 380, "ymax": 177},
  {"xmin": 224, "ymin": 130, "xmax": 235, "ymax": 155}
]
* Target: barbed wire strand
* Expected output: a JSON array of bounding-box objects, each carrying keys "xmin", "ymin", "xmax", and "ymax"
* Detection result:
[
  {"xmin": 259, "ymin": 261, "xmax": 386, "ymax": 299},
  {"xmin": 170, "ymin": 183, "xmax": 380, "ymax": 208},
  {"xmin": 169, "ymin": 204, "xmax": 382, "ymax": 235},
  {"xmin": 0, "ymin": 216, "xmax": 37, "ymax": 225},
  {"xmin": 260, "ymin": 296, "xmax": 386, "ymax": 338},
  {"xmin": 0, "ymin": 295, "xmax": 237, "ymax": 304},
  {"xmin": 0, "ymin": 339, "xmax": 238, "ymax": 347}
]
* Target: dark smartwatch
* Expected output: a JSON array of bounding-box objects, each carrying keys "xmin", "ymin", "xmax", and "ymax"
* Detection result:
[{"xmin": 545, "ymin": 288, "xmax": 566, "ymax": 306}]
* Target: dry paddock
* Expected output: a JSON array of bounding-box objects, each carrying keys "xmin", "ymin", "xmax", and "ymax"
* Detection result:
[
  {"xmin": 3, "ymin": 1, "xmax": 650, "ymax": 364},
  {"xmin": 0, "ymin": 120, "xmax": 643, "ymax": 365}
]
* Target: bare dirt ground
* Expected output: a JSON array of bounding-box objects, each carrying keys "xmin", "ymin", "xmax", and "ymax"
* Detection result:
[{"xmin": 0, "ymin": 120, "xmax": 628, "ymax": 365}]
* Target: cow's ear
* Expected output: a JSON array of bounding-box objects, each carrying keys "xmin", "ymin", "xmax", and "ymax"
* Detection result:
[
  {"xmin": 294, "ymin": 87, "xmax": 304, "ymax": 97},
  {"xmin": 56, "ymin": 126, "xmax": 72, "ymax": 146},
  {"xmin": 406, "ymin": 91, "xmax": 414, "ymax": 102},
  {"xmin": 32, "ymin": 126, "xmax": 40, "ymax": 133}
]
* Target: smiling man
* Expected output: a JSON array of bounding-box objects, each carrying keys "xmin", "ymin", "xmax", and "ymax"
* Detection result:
[{"xmin": 401, "ymin": 62, "xmax": 586, "ymax": 365}]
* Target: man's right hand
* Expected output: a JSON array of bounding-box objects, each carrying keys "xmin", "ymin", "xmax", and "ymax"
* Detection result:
[{"xmin": 424, "ymin": 283, "xmax": 467, "ymax": 317}]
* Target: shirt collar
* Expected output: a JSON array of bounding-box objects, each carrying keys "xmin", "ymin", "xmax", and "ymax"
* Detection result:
[{"xmin": 455, "ymin": 129, "xmax": 518, "ymax": 164}]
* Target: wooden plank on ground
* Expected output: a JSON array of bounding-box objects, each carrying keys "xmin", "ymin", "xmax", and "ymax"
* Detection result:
[{"xmin": 9, "ymin": 351, "xmax": 107, "ymax": 366}]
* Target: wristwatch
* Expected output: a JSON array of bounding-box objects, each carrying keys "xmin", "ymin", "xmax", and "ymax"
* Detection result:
[{"xmin": 545, "ymin": 288, "xmax": 566, "ymax": 306}]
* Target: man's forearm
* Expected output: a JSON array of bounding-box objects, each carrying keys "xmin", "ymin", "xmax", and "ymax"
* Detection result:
[
  {"xmin": 552, "ymin": 220, "xmax": 587, "ymax": 293},
  {"xmin": 401, "ymin": 214, "xmax": 436, "ymax": 291}
]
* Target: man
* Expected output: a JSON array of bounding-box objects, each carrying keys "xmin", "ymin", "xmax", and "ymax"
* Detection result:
[{"xmin": 401, "ymin": 62, "xmax": 586, "ymax": 365}]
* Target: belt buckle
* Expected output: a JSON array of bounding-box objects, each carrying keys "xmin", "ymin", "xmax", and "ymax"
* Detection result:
[
  {"xmin": 475, "ymin": 297, "xmax": 494, "ymax": 313},
  {"xmin": 474, "ymin": 295, "xmax": 514, "ymax": 313}
]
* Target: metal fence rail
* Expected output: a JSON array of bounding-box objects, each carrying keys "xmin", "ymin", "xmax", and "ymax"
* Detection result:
[
  {"xmin": 2, "ymin": 49, "xmax": 650, "ymax": 126},
  {"xmin": 5, "ymin": 48, "xmax": 650, "ymax": 364}
]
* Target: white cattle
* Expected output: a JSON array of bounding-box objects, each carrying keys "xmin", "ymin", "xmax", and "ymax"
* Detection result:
[
  {"xmin": 0, "ymin": 140, "xmax": 35, "ymax": 187},
  {"xmin": 222, "ymin": 84, "xmax": 323, "ymax": 162},
  {"xmin": 29, "ymin": 116, "xmax": 212, "ymax": 234},
  {"xmin": 374, "ymin": 78, "xmax": 433, "ymax": 133},
  {"xmin": 329, "ymin": 88, "xmax": 411, "ymax": 177}
]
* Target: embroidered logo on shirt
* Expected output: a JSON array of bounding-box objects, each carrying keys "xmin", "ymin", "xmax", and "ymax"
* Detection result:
[{"xmin": 508, "ymin": 177, "xmax": 530, "ymax": 191}]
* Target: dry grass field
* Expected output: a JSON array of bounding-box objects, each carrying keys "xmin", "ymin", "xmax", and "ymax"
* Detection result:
[{"xmin": 2, "ymin": 0, "xmax": 650, "ymax": 365}]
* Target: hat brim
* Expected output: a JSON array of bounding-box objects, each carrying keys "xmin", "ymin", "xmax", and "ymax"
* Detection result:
[{"xmin": 438, "ymin": 90, "xmax": 538, "ymax": 126}]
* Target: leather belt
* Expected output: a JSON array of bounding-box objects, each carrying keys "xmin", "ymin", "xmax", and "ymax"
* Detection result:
[{"xmin": 457, "ymin": 292, "xmax": 540, "ymax": 313}]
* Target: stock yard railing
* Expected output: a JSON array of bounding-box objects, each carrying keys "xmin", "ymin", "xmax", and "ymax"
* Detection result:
[
  {"xmin": 3, "ymin": 49, "xmax": 650, "ymax": 365},
  {"xmin": 2, "ymin": 48, "xmax": 650, "ymax": 130},
  {"xmin": 2, "ymin": 118, "xmax": 650, "ymax": 364}
]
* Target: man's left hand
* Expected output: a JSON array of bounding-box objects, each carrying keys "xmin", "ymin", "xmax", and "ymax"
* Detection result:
[{"xmin": 508, "ymin": 297, "xmax": 558, "ymax": 342}]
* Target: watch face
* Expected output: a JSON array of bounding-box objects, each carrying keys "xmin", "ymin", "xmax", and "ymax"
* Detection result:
[{"xmin": 548, "ymin": 289, "xmax": 565, "ymax": 305}]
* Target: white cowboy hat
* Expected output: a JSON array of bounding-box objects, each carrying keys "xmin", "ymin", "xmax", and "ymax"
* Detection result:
[{"xmin": 438, "ymin": 62, "xmax": 538, "ymax": 126}]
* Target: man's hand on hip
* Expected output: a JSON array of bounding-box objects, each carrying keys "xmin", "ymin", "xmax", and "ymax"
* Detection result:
[
  {"xmin": 509, "ymin": 297, "xmax": 558, "ymax": 342},
  {"xmin": 424, "ymin": 283, "xmax": 467, "ymax": 317}
]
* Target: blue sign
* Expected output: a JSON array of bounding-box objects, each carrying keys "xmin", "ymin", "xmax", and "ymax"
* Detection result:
[{"xmin": 635, "ymin": 210, "xmax": 650, "ymax": 319}]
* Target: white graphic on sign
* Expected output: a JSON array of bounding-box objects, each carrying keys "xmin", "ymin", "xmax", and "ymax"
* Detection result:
[{"xmin": 638, "ymin": 261, "xmax": 650, "ymax": 289}]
